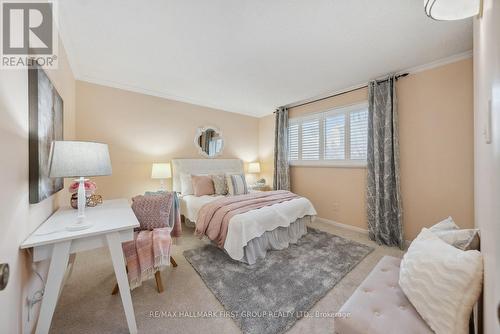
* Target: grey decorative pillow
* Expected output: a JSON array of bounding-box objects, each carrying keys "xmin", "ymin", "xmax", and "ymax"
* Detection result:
[
  {"xmin": 211, "ymin": 174, "xmax": 227, "ymax": 195},
  {"xmin": 226, "ymin": 174, "xmax": 248, "ymax": 195},
  {"xmin": 432, "ymin": 229, "xmax": 480, "ymax": 251},
  {"xmin": 428, "ymin": 216, "xmax": 479, "ymax": 251}
]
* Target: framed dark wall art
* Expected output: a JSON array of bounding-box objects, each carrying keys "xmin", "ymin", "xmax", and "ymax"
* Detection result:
[{"xmin": 29, "ymin": 68, "xmax": 64, "ymax": 204}]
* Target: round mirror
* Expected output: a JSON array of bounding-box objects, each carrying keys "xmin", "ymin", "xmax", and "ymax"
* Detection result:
[{"xmin": 195, "ymin": 126, "xmax": 224, "ymax": 158}]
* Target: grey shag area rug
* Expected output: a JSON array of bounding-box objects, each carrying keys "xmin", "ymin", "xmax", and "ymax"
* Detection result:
[{"xmin": 183, "ymin": 227, "xmax": 374, "ymax": 334}]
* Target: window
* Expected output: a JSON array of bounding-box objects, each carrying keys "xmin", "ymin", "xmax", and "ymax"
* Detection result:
[
  {"xmin": 301, "ymin": 119, "xmax": 320, "ymax": 160},
  {"xmin": 349, "ymin": 109, "xmax": 368, "ymax": 160},
  {"xmin": 288, "ymin": 123, "xmax": 299, "ymax": 161},
  {"xmin": 288, "ymin": 103, "xmax": 368, "ymax": 167},
  {"xmin": 324, "ymin": 114, "xmax": 345, "ymax": 160}
]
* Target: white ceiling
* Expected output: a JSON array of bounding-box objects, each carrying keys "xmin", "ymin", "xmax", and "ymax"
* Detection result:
[{"xmin": 58, "ymin": 0, "xmax": 472, "ymax": 117}]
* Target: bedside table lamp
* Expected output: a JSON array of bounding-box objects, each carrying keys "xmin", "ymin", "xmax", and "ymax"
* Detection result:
[
  {"xmin": 247, "ymin": 162, "xmax": 262, "ymax": 187},
  {"xmin": 151, "ymin": 163, "xmax": 171, "ymax": 191},
  {"xmin": 247, "ymin": 162, "xmax": 261, "ymax": 174},
  {"xmin": 48, "ymin": 141, "xmax": 112, "ymax": 231}
]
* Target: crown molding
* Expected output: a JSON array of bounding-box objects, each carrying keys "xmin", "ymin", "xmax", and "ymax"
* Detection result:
[
  {"xmin": 76, "ymin": 75, "xmax": 262, "ymax": 118},
  {"xmin": 285, "ymin": 50, "xmax": 473, "ymax": 110},
  {"xmin": 403, "ymin": 50, "xmax": 472, "ymax": 75}
]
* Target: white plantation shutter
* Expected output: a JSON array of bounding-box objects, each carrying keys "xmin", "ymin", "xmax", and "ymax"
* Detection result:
[
  {"xmin": 288, "ymin": 123, "xmax": 299, "ymax": 161},
  {"xmin": 301, "ymin": 119, "xmax": 320, "ymax": 160},
  {"xmin": 324, "ymin": 114, "xmax": 345, "ymax": 160},
  {"xmin": 287, "ymin": 102, "xmax": 368, "ymax": 166},
  {"xmin": 349, "ymin": 109, "xmax": 368, "ymax": 160}
]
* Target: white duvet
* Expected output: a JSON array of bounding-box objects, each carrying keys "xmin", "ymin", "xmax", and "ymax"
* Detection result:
[{"xmin": 180, "ymin": 193, "xmax": 317, "ymax": 260}]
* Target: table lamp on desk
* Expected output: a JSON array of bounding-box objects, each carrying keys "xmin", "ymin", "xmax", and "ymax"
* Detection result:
[{"xmin": 48, "ymin": 141, "xmax": 112, "ymax": 231}]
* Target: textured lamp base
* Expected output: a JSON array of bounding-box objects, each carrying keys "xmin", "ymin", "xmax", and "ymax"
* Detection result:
[
  {"xmin": 66, "ymin": 177, "xmax": 93, "ymax": 231},
  {"xmin": 159, "ymin": 179, "xmax": 166, "ymax": 192}
]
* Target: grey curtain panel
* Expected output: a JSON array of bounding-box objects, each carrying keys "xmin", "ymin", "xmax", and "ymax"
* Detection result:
[
  {"xmin": 367, "ymin": 75, "xmax": 404, "ymax": 249},
  {"xmin": 273, "ymin": 107, "xmax": 290, "ymax": 191}
]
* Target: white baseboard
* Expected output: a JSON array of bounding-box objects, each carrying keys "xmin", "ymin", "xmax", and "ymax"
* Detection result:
[
  {"xmin": 314, "ymin": 217, "xmax": 369, "ymax": 235},
  {"xmin": 314, "ymin": 217, "xmax": 411, "ymax": 249}
]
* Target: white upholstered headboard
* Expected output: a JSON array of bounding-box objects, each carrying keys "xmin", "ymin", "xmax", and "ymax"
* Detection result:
[{"xmin": 172, "ymin": 159, "xmax": 244, "ymax": 192}]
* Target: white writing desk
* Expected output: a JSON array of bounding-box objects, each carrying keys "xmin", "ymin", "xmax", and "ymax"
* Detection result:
[{"xmin": 21, "ymin": 199, "xmax": 139, "ymax": 334}]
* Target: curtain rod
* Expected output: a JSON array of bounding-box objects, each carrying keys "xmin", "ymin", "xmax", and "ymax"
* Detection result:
[{"xmin": 278, "ymin": 72, "xmax": 409, "ymax": 111}]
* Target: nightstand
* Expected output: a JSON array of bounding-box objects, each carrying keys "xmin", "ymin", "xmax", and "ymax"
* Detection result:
[{"xmin": 249, "ymin": 184, "xmax": 272, "ymax": 191}]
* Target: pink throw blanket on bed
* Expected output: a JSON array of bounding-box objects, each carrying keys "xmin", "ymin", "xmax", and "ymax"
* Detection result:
[
  {"xmin": 122, "ymin": 227, "xmax": 172, "ymax": 290},
  {"xmin": 195, "ymin": 190, "xmax": 300, "ymax": 247}
]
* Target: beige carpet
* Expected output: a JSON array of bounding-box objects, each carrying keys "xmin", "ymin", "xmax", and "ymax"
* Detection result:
[{"xmin": 50, "ymin": 220, "xmax": 403, "ymax": 334}]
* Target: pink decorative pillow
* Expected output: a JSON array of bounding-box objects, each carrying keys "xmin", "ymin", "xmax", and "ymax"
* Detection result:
[
  {"xmin": 192, "ymin": 175, "xmax": 215, "ymax": 196},
  {"xmin": 131, "ymin": 194, "xmax": 172, "ymax": 230}
]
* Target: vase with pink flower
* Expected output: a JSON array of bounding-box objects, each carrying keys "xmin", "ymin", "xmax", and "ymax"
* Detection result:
[{"xmin": 69, "ymin": 180, "xmax": 99, "ymax": 209}]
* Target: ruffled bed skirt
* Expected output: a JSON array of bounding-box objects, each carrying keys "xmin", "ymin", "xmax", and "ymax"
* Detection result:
[
  {"xmin": 185, "ymin": 215, "xmax": 312, "ymax": 265},
  {"xmin": 239, "ymin": 215, "xmax": 310, "ymax": 265}
]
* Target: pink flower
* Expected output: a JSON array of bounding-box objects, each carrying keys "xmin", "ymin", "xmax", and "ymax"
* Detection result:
[{"xmin": 68, "ymin": 181, "xmax": 97, "ymax": 195}]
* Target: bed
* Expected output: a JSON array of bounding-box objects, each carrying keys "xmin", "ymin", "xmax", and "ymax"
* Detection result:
[{"xmin": 173, "ymin": 159, "xmax": 317, "ymax": 264}]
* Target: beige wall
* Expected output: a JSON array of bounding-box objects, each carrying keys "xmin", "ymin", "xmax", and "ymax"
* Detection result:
[
  {"xmin": 473, "ymin": 1, "xmax": 500, "ymax": 332},
  {"xmin": 0, "ymin": 39, "xmax": 76, "ymax": 333},
  {"xmin": 261, "ymin": 59, "xmax": 474, "ymax": 241},
  {"xmin": 398, "ymin": 59, "xmax": 474, "ymax": 240},
  {"xmin": 76, "ymin": 81, "xmax": 260, "ymax": 200}
]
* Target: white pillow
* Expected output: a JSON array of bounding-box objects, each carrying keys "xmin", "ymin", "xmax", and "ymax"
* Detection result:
[
  {"xmin": 399, "ymin": 228, "xmax": 483, "ymax": 334},
  {"xmin": 180, "ymin": 173, "xmax": 194, "ymax": 195},
  {"xmin": 226, "ymin": 174, "xmax": 248, "ymax": 195},
  {"xmin": 428, "ymin": 216, "xmax": 459, "ymax": 231}
]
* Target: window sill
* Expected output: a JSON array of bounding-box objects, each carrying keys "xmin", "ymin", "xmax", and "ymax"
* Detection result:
[{"xmin": 289, "ymin": 160, "xmax": 367, "ymax": 168}]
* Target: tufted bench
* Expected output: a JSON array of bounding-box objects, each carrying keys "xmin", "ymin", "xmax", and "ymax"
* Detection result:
[{"xmin": 334, "ymin": 256, "xmax": 433, "ymax": 334}]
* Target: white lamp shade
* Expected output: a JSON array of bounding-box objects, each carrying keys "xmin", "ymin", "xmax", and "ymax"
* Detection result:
[
  {"xmin": 151, "ymin": 163, "xmax": 172, "ymax": 179},
  {"xmin": 247, "ymin": 162, "xmax": 261, "ymax": 174},
  {"xmin": 424, "ymin": 0, "xmax": 480, "ymax": 20},
  {"xmin": 48, "ymin": 141, "xmax": 112, "ymax": 178}
]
